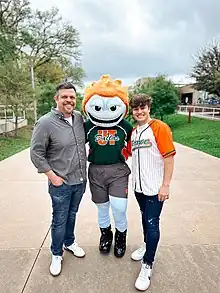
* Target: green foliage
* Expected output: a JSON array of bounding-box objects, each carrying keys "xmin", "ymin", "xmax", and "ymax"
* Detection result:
[
  {"xmin": 21, "ymin": 7, "xmax": 81, "ymax": 69},
  {"xmin": 0, "ymin": 32, "xmax": 17, "ymax": 62},
  {"xmin": 0, "ymin": 0, "xmax": 85, "ymax": 126},
  {"xmin": 191, "ymin": 43, "xmax": 220, "ymax": 97},
  {"xmin": 0, "ymin": 58, "xmax": 35, "ymax": 111},
  {"xmin": 0, "ymin": 58, "xmax": 36, "ymax": 135},
  {"xmin": 37, "ymin": 83, "xmax": 56, "ymax": 116},
  {"xmin": 76, "ymin": 92, "xmax": 84, "ymax": 112},
  {"xmin": 133, "ymin": 75, "xmax": 179, "ymax": 120}
]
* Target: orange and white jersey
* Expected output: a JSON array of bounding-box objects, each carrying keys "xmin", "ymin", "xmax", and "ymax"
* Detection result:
[{"xmin": 131, "ymin": 119, "xmax": 176, "ymax": 195}]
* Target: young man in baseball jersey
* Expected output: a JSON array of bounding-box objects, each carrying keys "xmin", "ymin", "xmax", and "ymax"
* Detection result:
[{"xmin": 128, "ymin": 94, "xmax": 176, "ymax": 291}]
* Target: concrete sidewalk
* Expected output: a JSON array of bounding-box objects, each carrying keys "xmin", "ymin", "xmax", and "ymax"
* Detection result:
[{"xmin": 0, "ymin": 144, "xmax": 220, "ymax": 293}]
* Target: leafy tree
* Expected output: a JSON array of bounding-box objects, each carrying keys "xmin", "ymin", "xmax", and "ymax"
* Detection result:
[
  {"xmin": 35, "ymin": 59, "xmax": 86, "ymax": 86},
  {"xmin": 37, "ymin": 83, "xmax": 56, "ymax": 116},
  {"xmin": 191, "ymin": 43, "xmax": 220, "ymax": 97},
  {"xmin": 0, "ymin": 32, "xmax": 16, "ymax": 61},
  {"xmin": 133, "ymin": 75, "xmax": 179, "ymax": 121},
  {"xmin": 0, "ymin": 1, "xmax": 85, "ymax": 124},
  {"xmin": 21, "ymin": 7, "xmax": 81, "ymax": 69},
  {"xmin": 0, "ymin": 0, "xmax": 31, "ymax": 60},
  {"xmin": 0, "ymin": 0, "xmax": 31, "ymax": 33},
  {"xmin": 0, "ymin": 58, "xmax": 36, "ymax": 136}
]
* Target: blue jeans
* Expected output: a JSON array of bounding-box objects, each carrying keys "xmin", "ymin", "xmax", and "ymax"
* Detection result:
[
  {"xmin": 135, "ymin": 192, "xmax": 164, "ymax": 265},
  {"xmin": 49, "ymin": 182, "xmax": 85, "ymax": 256}
]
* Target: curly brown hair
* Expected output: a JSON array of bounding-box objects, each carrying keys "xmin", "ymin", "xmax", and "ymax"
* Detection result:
[{"xmin": 130, "ymin": 93, "xmax": 152, "ymax": 109}]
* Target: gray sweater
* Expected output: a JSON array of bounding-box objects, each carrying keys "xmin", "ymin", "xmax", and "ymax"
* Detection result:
[{"xmin": 30, "ymin": 108, "xmax": 87, "ymax": 185}]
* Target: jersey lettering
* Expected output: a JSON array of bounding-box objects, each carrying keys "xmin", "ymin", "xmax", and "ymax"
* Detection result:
[{"xmin": 95, "ymin": 130, "xmax": 119, "ymax": 146}]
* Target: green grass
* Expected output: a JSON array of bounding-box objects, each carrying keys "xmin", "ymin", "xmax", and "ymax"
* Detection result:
[
  {"xmin": 0, "ymin": 126, "xmax": 33, "ymax": 161},
  {"xmin": 1, "ymin": 114, "xmax": 220, "ymax": 161},
  {"xmin": 164, "ymin": 114, "xmax": 220, "ymax": 158}
]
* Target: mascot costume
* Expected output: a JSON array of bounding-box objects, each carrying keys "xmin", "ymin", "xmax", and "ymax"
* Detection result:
[{"xmin": 82, "ymin": 75, "xmax": 133, "ymax": 257}]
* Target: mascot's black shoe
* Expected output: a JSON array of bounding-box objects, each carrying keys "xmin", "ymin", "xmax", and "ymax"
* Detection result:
[
  {"xmin": 99, "ymin": 225, "xmax": 113, "ymax": 253},
  {"xmin": 114, "ymin": 228, "xmax": 127, "ymax": 257}
]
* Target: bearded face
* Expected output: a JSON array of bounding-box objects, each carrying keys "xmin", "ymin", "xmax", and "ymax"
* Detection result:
[{"xmin": 85, "ymin": 95, "xmax": 127, "ymax": 127}]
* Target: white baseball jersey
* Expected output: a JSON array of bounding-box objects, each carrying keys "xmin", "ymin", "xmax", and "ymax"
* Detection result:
[{"xmin": 130, "ymin": 119, "xmax": 176, "ymax": 196}]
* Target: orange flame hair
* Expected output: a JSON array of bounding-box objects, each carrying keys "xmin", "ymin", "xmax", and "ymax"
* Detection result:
[{"xmin": 82, "ymin": 74, "xmax": 129, "ymax": 115}]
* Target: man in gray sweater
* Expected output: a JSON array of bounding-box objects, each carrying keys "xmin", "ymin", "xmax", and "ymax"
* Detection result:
[{"xmin": 30, "ymin": 82, "xmax": 87, "ymax": 276}]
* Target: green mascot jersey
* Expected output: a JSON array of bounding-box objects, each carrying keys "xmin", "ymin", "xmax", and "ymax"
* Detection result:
[{"xmin": 84, "ymin": 118, "xmax": 133, "ymax": 165}]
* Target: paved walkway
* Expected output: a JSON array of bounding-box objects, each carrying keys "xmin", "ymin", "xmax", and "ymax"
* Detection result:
[{"xmin": 0, "ymin": 144, "xmax": 220, "ymax": 293}]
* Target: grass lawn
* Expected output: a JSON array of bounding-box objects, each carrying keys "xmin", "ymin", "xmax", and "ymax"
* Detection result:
[
  {"xmin": 0, "ymin": 114, "xmax": 219, "ymax": 161},
  {"xmin": 0, "ymin": 126, "xmax": 33, "ymax": 161},
  {"xmin": 164, "ymin": 114, "xmax": 220, "ymax": 158}
]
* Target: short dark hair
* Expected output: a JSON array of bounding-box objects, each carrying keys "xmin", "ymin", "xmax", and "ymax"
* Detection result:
[
  {"xmin": 130, "ymin": 93, "xmax": 152, "ymax": 109},
  {"xmin": 56, "ymin": 82, "xmax": 76, "ymax": 94}
]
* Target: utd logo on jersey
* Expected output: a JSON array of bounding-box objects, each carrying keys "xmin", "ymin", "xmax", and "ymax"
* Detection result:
[
  {"xmin": 132, "ymin": 138, "xmax": 152, "ymax": 150},
  {"xmin": 95, "ymin": 130, "xmax": 120, "ymax": 145}
]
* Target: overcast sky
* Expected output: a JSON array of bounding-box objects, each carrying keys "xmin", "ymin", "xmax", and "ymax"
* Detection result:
[{"xmin": 30, "ymin": 0, "xmax": 220, "ymax": 86}]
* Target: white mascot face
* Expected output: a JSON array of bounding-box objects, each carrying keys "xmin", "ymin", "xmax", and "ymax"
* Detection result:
[{"xmin": 85, "ymin": 95, "xmax": 126, "ymax": 127}]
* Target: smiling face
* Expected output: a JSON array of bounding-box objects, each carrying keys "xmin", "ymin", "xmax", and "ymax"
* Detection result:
[
  {"xmin": 85, "ymin": 95, "xmax": 126, "ymax": 127},
  {"xmin": 54, "ymin": 88, "xmax": 76, "ymax": 117}
]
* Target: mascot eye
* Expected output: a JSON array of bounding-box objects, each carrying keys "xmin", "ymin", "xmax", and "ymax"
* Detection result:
[
  {"xmin": 95, "ymin": 106, "xmax": 101, "ymax": 111},
  {"xmin": 110, "ymin": 105, "xmax": 117, "ymax": 111}
]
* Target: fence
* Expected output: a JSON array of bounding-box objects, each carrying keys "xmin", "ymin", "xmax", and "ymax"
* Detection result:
[
  {"xmin": 0, "ymin": 105, "xmax": 27, "ymax": 134},
  {"xmin": 177, "ymin": 105, "xmax": 220, "ymax": 120}
]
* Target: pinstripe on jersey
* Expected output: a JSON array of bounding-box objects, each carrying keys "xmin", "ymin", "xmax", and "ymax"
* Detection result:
[{"xmin": 131, "ymin": 119, "xmax": 176, "ymax": 195}]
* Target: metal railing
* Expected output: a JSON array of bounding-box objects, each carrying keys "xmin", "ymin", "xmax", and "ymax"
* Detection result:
[
  {"xmin": 177, "ymin": 105, "xmax": 220, "ymax": 120},
  {"xmin": 0, "ymin": 105, "xmax": 26, "ymax": 121}
]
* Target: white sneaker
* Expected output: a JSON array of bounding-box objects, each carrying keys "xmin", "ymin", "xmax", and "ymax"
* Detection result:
[
  {"xmin": 50, "ymin": 255, "xmax": 62, "ymax": 276},
  {"xmin": 64, "ymin": 242, "xmax": 85, "ymax": 258},
  {"xmin": 131, "ymin": 243, "xmax": 146, "ymax": 261},
  {"xmin": 135, "ymin": 262, "xmax": 152, "ymax": 291}
]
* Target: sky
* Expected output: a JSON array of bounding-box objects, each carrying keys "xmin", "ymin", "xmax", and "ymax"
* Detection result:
[{"xmin": 30, "ymin": 0, "xmax": 220, "ymax": 86}]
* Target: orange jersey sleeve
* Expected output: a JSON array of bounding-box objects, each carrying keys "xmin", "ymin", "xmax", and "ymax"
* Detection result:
[{"xmin": 150, "ymin": 120, "xmax": 176, "ymax": 158}]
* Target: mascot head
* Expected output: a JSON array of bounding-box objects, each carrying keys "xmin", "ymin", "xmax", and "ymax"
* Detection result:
[{"xmin": 82, "ymin": 74, "xmax": 129, "ymax": 127}]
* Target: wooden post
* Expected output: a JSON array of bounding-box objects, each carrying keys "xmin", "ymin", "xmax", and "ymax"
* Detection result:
[{"xmin": 188, "ymin": 106, "xmax": 193, "ymax": 124}]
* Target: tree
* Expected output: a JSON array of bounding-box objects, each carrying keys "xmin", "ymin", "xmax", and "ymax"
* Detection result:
[
  {"xmin": 37, "ymin": 82, "xmax": 56, "ymax": 117},
  {"xmin": 21, "ymin": 7, "xmax": 81, "ymax": 69},
  {"xmin": 0, "ymin": 0, "xmax": 31, "ymax": 61},
  {"xmin": 0, "ymin": 32, "xmax": 16, "ymax": 61},
  {"xmin": 191, "ymin": 43, "xmax": 220, "ymax": 97},
  {"xmin": 0, "ymin": 0, "xmax": 31, "ymax": 33},
  {"xmin": 0, "ymin": 1, "xmax": 85, "ymax": 124},
  {"xmin": 133, "ymin": 75, "xmax": 179, "ymax": 121},
  {"xmin": 0, "ymin": 58, "xmax": 36, "ymax": 136},
  {"xmin": 35, "ymin": 58, "xmax": 86, "ymax": 86}
]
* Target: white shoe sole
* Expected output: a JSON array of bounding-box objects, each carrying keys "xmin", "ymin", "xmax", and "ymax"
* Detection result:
[
  {"xmin": 50, "ymin": 266, "xmax": 62, "ymax": 277},
  {"xmin": 131, "ymin": 255, "xmax": 144, "ymax": 261},
  {"xmin": 64, "ymin": 246, "xmax": 85, "ymax": 258}
]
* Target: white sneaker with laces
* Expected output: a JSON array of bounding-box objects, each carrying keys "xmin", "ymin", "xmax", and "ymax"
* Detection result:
[
  {"xmin": 135, "ymin": 262, "xmax": 152, "ymax": 291},
  {"xmin": 131, "ymin": 243, "xmax": 146, "ymax": 261},
  {"xmin": 50, "ymin": 255, "xmax": 62, "ymax": 276},
  {"xmin": 64, "ymin": 242, "xmax": 85, "ymax": 257}
]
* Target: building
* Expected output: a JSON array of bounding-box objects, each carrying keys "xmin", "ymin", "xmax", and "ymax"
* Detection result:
[{"xmin": 179, "ymin": 84, "xmax": 209, "ymax": 105}]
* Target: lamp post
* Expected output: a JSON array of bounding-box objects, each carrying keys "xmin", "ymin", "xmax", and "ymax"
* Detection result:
[
  {"xmin": 30, "ymin": 58, "xmax": 37, "ymax": 123},
  {"xmin": 20, "ymin": 47, "xmax": 37, "ymax": 123}
]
